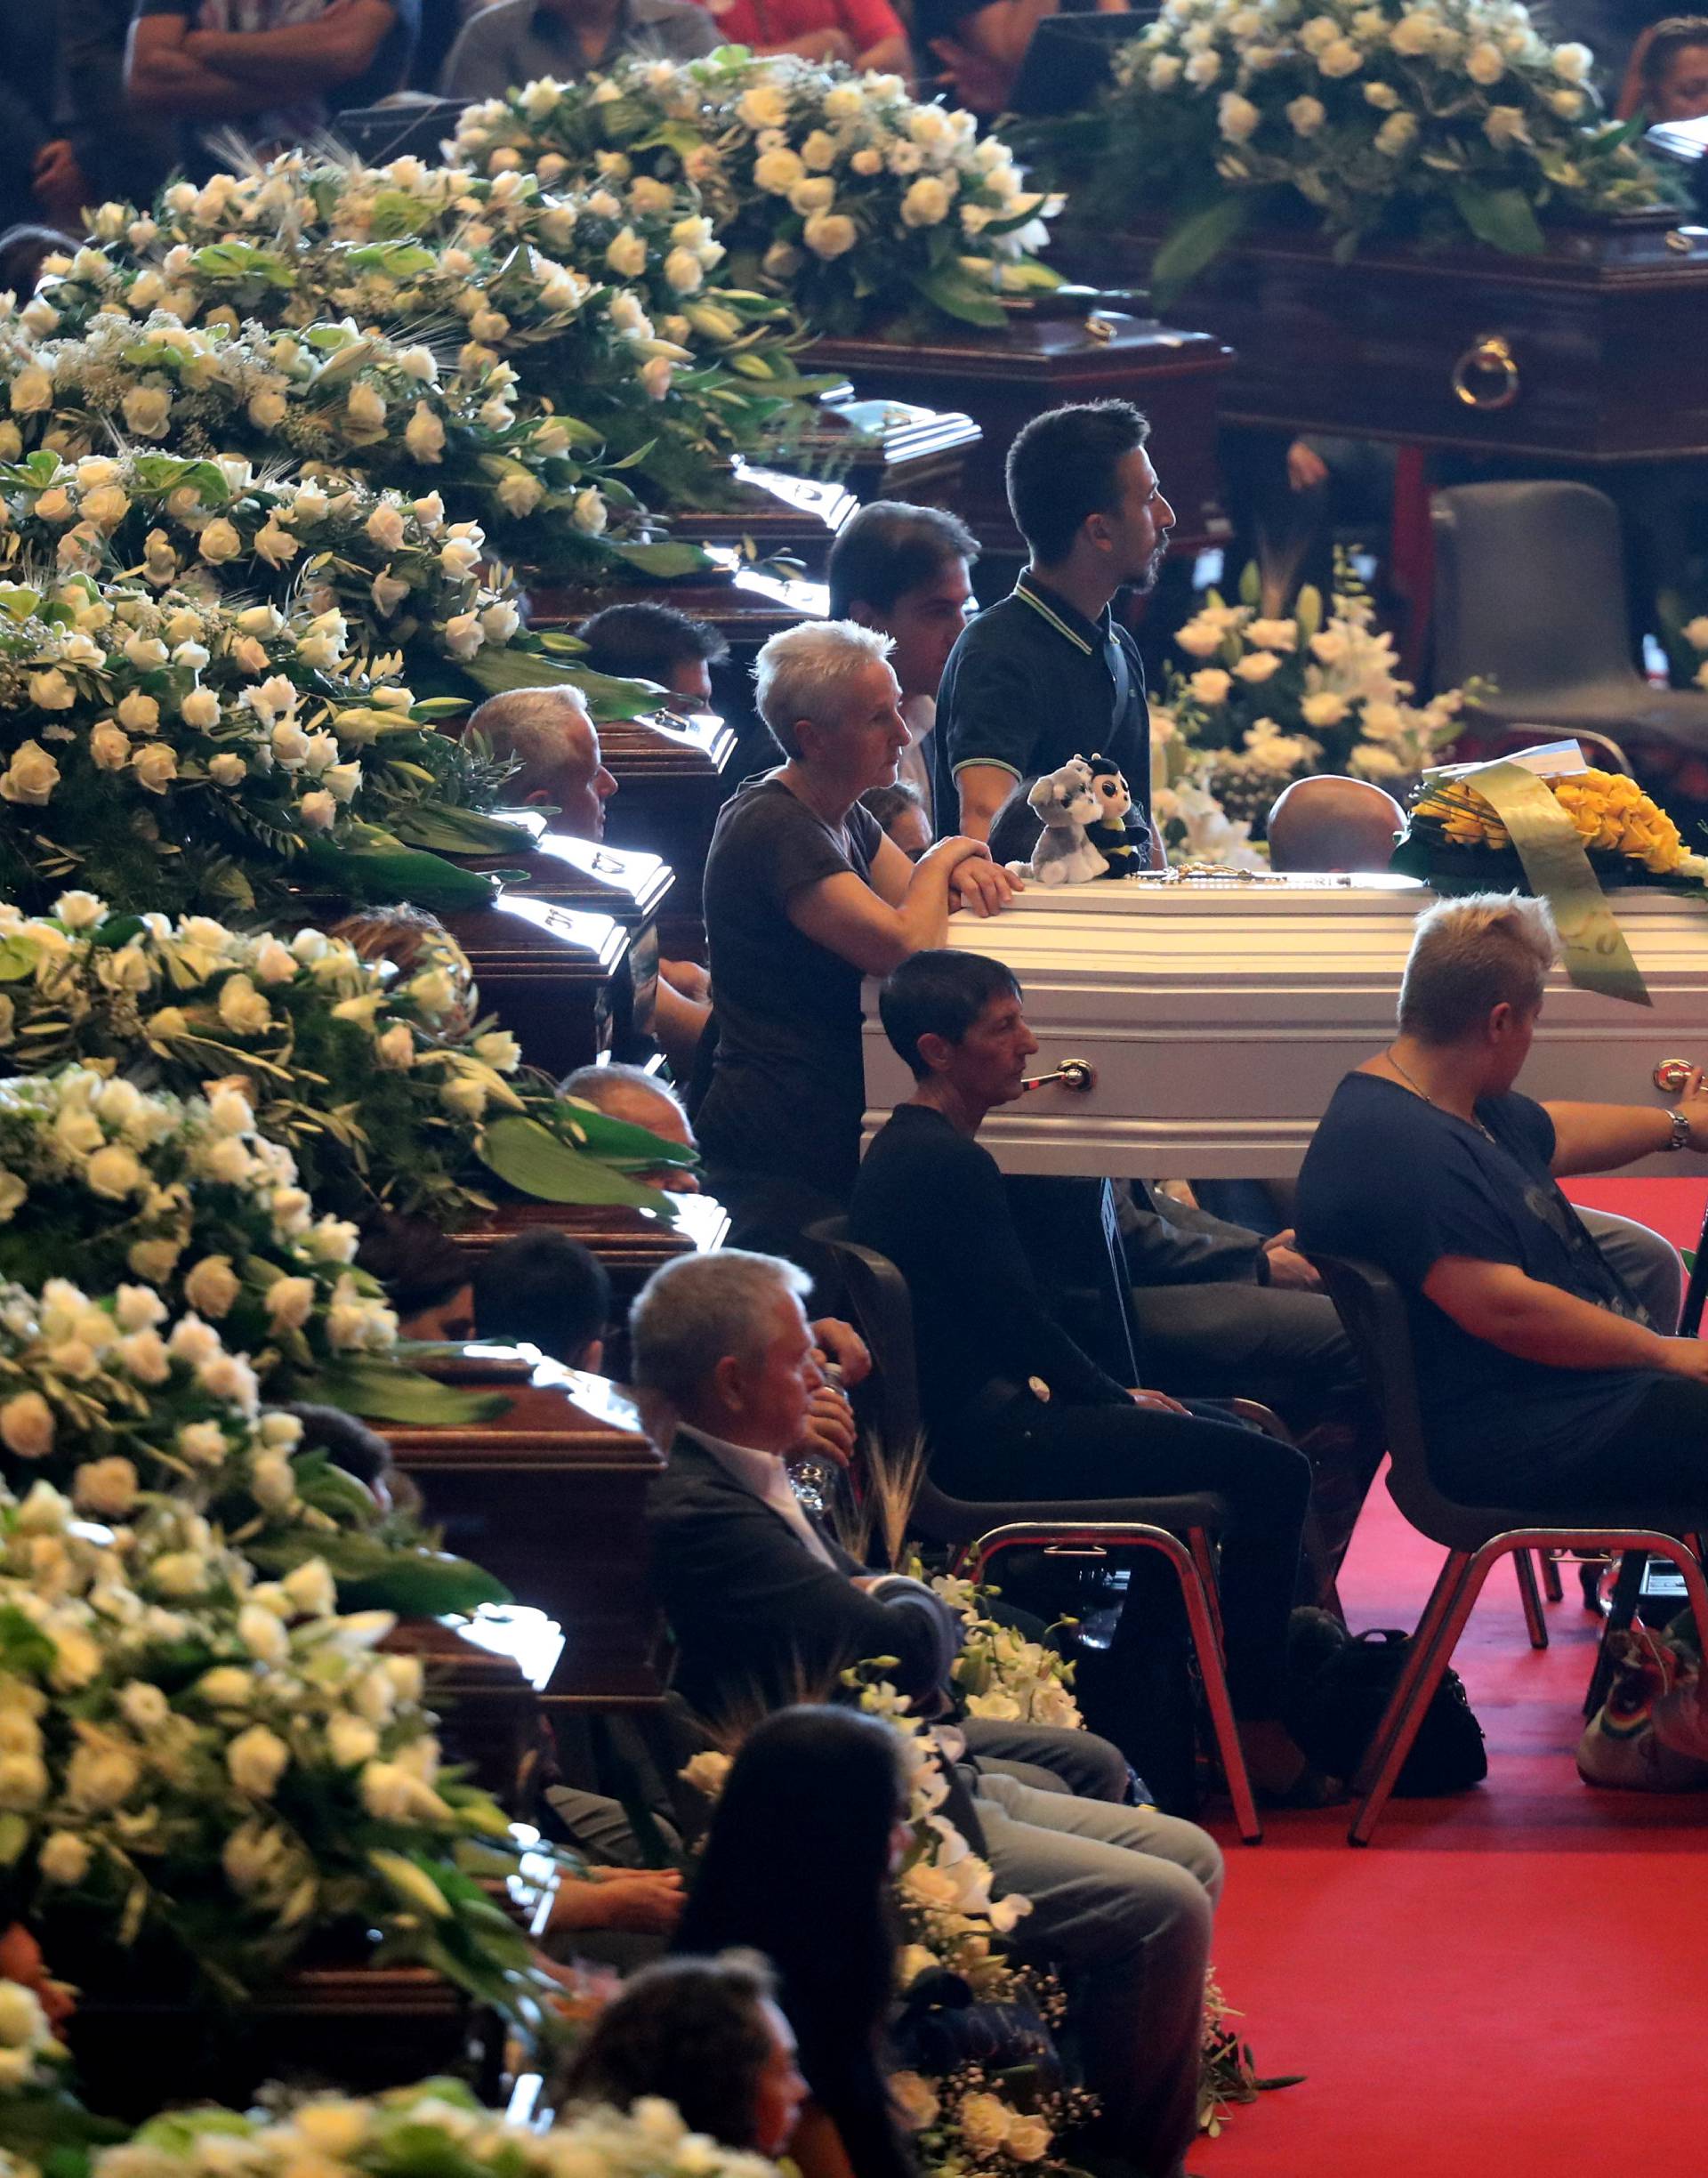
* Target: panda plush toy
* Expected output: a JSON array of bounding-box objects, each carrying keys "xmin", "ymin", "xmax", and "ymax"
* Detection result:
[{"xmin": 1084, "ymin": 752, "xmax": 1146, "ymax": 878}]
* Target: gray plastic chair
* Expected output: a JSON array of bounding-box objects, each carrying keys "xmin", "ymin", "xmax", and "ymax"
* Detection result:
[
  {"xmin": 1431, "ymin": 481, "xmax": 1708, "ymax": 757},
  {"xmin": 1308, "ymin": 1249, "xmax": 1708, "ymax": 1845},
  {"xmin": 810, "ymin": 1222, "xmax": 1263, "ymax": 1843}
]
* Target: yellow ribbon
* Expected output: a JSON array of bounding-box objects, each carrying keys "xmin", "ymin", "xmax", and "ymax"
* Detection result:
[{"xmin": 1465, "ymin": 760, "xmax": 1650, "ymax": 1008}]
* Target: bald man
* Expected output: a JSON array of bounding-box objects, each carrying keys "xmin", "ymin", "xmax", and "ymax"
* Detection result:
[{"xmin": 1265, "ymin": 775, "xmax": 1405, "ymax": 875}]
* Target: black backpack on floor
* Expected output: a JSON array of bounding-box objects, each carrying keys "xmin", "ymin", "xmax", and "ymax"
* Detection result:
[{"xmin": 1285, "ymin": 1612, "xmax": 1488, "ymax": 1796}]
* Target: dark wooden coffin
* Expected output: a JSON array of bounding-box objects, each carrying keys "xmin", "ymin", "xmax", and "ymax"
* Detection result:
[
  {"xmin": 807, "ymin": 311, "xmax": 1235, "ymax": 571},
  {"xmin": 439, "ymin": 893, "xmax": 631, "ymax": 1082},
  {"xmin": 449, "ymin": 1188, "xmax": 731, "ymax": 1303},
  {"xmin": 387, "ymin": 1352, "xmax": 667, "ymax": 1709},
  {"xmin": 382, "ymin": 1618, "xmax": 539, "ymax": 1803},
  {"xmin": 1066, "ymin": 211, "xmax": 1708, "ymax": 463}
]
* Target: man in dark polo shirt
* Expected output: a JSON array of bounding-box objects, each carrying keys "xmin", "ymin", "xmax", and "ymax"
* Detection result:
[{"xmin": 932, "ymin": 399, "xmax": 1173, "ymax": 866}]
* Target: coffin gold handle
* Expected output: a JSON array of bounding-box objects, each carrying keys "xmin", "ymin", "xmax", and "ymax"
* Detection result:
[
  {"xmin": 1021, "ymin": 1059, "xmax": 1095, "ymax": 1094},
  {"xmin": 1656, "ymin": 1058, "xmax": 1700, "ymax": 1093},
  {"xmin": 1450, "ymin": 334, "xmax": 1521, "ymax": 412}
]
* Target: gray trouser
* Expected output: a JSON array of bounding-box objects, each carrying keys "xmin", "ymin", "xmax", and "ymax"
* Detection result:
[
  {"xmin": 1577, "ymin": 1205, "xmax": 1683, "ymax": 1335},
  {"xmin": 972, "ymin": 1770, "xmax": 1222, "ymax": 2178},
  {"xmin": 959, "ymin": 1716, "xmax": 1134, "ymax": 1802}
]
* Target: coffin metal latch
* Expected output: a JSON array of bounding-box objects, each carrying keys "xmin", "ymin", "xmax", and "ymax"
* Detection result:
[{"xmin": 1020, "ymin": 1059, "xmax": 1095, "ymax": 1094}]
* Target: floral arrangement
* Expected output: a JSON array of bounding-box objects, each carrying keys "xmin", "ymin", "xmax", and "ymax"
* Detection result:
[
  {"xmin": 0, "ymin": 1067, "xmax": 395, "ymax": 1362},
  {"xmin": 450, "ymin": 53, "xmax": 1063, "ymax": 335},
  {"xmin": 927, "ymin": 1576, "xmax": 1083, "ymax": 1730},
  {"xmin": 0, "ymin": 448, "xmax": 652, "ymax": 722},
  {"xmin": 0, "ymin": 567, "xmax": 528, "ymax": 919},
  {"xmin": 1399, "ymin": 764, "xmax": 1698, "ymax": 878},
  {"xmin": 1151, "ymin": 557, "xmax": 1470, "ymax": 843},
  {"xmin": 23, "ymin": 148, "xmax": 821, "ymax": 561},
  {"xmin": 97, "ymin": 2079, "xmax": 780, "ymax": 2178},
  {"xmin": 0, "ymin": 1481, "xmax": 551, "ymax": 2016},
  {"xmin": 0, "ymin": 903, "xmax": 699, "ymax": 1231},
  {"xmin": 0, "ymin": 1978, "xmax": 64, "ymax": 2095},
  {"xmin": 0, "ymin": 1270, "xmax": 499, "ymax": 1619},
  {"xmin": 1076, "ymin": 0, "xmax": 1667, "ymax": 296},
  {"xmin": 1, "ymin": 298, "xmax": 660, "ymax": 586}
]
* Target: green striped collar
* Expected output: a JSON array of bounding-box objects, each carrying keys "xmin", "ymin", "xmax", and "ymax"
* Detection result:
[{"xmin": 1012, "ymin": 570, "xmax": 1109, "ymax": 657}]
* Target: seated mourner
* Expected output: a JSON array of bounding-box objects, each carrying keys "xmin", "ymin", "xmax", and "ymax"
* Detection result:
[
  {"xmin": 848, "ymin": 949, "xmax": 1320, "ymax": 1803},
  {"xmin": 636, "ymin": 1247, "xmax": 1221, "ymax": 2178},
  {"xmin": 1296, "ymin": 891, "xmax": 1708, "ymax": 1507}
]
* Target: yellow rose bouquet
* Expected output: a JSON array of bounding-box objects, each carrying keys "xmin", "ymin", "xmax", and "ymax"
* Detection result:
[{"xmin": 1400, "ymin": 766, "xmax": 1699, "ymax": 886}]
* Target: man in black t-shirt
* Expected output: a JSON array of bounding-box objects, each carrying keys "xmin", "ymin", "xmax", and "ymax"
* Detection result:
[
  {"xmin": 933, "ymin": 399, "xmax": 1170, "ymax": 867},
  {"xmin": 1297, "ymin": 891, "xmax": 1708, "ymax": 1506}
]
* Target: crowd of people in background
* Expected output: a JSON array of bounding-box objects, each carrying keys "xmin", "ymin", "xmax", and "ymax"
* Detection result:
[{"xmin": 1, "ymin": 0, "xmax": 1704, "ymax": 238}]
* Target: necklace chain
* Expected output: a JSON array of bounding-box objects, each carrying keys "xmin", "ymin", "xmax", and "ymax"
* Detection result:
[{"xmin": 1382, "ymin": 1046, "xmax": 1498, "ymax": 1144}]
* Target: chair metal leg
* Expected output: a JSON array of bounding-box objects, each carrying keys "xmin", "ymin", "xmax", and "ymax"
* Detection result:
[
  {"xmin": 1515, "ymin": 1550, "xmax": 1549, "ymax": 1650},
  {"xmin": 967, "ymin": 1521, "xmax": 1261, "ymax": 1844},
  {"xmin": 1349, "ymin": 1547, "xmax": 1486, "ymax": 1845},
  {"xmin": 1177, "ymin": 1527, "xmax": 1261, "ymax": 1846},
  {"xmin": 1187, "ymin": 1527, "xmax": 1226, "ymax": 1652},
  {"xmin": 1540, "ymin": 1552, "xmax": 1564, "ymax": 1604},
  {"xmin": 1654, "ymin": 1536, "xmax": 1708, "ymax": 1668}
]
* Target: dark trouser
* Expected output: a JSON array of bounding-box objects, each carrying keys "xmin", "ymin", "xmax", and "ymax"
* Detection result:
[
  {"xmin": 1507, "ymin": 1375, "xmax": 1708, "ymax": 1516},
  {"xmin": 939, "ymin": 1402, "xmax": 1311, "ymax": 1720},
  {"xmin": 701, "ymin": 1166, "xmax": 850, "ymax": 1306}
]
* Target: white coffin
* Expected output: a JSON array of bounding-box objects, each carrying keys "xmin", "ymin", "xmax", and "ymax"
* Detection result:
[{"xmin": 860, "ymin": 875, "xmax": 1708, "ymax": 1178}]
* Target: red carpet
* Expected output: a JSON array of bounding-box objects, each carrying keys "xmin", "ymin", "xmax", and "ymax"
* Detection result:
[{"xmin": 1193, "ymin": 1178, "xmax": 1708, "ymax": 2177}]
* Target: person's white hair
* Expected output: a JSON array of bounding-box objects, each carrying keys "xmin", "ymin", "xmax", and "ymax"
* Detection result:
[
  {"xmin": 752, "ymin": 620, "xmax": 895, "ymax": 760},
  {"xmin": 467, "ymin": 684, "xmax": 594, "ymax": 798},
  {"xmin": 629, "ymin": 1250, "xmax": 811, "ymax": 1407},
  {"xmin": 560, "ymin": 1061, "xmax": 687, "ymax": 1128},
  {"xmin": 1398, "ymin": 891, "xmax": 1559, "ymax": 1045}
]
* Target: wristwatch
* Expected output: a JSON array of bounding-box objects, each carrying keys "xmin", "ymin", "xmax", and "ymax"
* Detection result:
[{"xmin": 1665, "ymin": 1108, "xmax": 1693, "ymax": 1152}]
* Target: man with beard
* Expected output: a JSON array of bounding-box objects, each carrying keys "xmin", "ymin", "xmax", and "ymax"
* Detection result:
[{"xmin": 931, "ymin": 399, "xmax": 1172, "ymax": 867}]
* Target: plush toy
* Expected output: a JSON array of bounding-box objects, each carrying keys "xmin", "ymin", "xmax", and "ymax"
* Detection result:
[
  {"xmin": 1084, "ymin": 751, "xmax": 1147, "ymax": 879},
  {"xmin": 1008, "ymin": 759, "xmax": 1108, "ymax": 885}
]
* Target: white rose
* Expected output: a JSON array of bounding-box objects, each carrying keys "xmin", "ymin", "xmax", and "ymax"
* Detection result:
[
  {"xmin": 1233, "ymin": 649, "xmax": 1283, "ymax": 683},
  {"xmin": 1183, "ymin": 48, "xmax": 1221, "ymax": 84},
  {"xmin": 640, "ymin": 357, "xmax": 673, "ymax": 400},
  {"xmin": 217, "ymin": 974, "xmax": 271, "ymax": 1035},
  {"xmin": 66, "ymin": 1742, "xmax": 141, "ymax": 1811},
  {"xmin": 121, "ymin": 385, "xmax": 173, "ymax": 439},
  {"xmin": 183, "ymin": 1254, "xmax": 241, "ymax": 1318},
  {"xmin": 84, "ymin": 1143, "xmax": 144, "ymax": 1198},
  {"xmin": 197, "ymin": 518, "xmax": 242, "ymax": 565},
  {"xmin": 282, "ymin": 1558, "xmax": 336, "ymax": 1617},
  {"xmin": 197, "ymin": 1666, "xmax": 253, "ymax": 1708},
  {"xmin": 1286, "ymin": 94, "xmax": 1326, "ymax": 134},
  {"xmin": 375, "ymin": 1022, "xmax": 415, "ymax": 1069},
  {"xmin": 403, "ymin": 403, "xmax": 446, "ymax": 464},
  {"xmin": 803, "ymin": 214, "xmax": 858, "ymax": 260},
  {"xmin": 736, "ymin": 85, "xmax": 789, "ymax": 130},
  {"xmin": 0, "ymin": 1393, "xmax": 52, "ymax": 1460},
  {"xmin": 495, "ymin": 469, "xmax": 544, "ymax": 519},
  {"xmin": 1317, "ymin": 37, "xmax": 1363, "ymax": 74},
  {"xmin": 264, "ymin": 1274, "xmax": 318, "ymax": 1335},
  {"xmin": 1218, "ymin": 92, "xmax": 1261, "ymax": 141},
  {"xmin": 662, "ymin": 246, "xmax": 704, "ymax": 294},
  {"xmin": 253, "ymin": 520, "xmax": 299, "ymax": 568},
  {"xmin": 442, "ymin": 612, "xmax": 482, "ymax": 660},
  {"xmin": 131, "ymin": 743, "xmax": 178, "ymax": 795},
  {"xmin": 227, "ymin": 1722, "xmax": 291, "ymax": 1797},
  {"xmin": 26, "ymin": 669, "xmax": 75, "ymax": 712},
  {"xmin": 900, "ymin": 177, "xmax": 953, "ymax": 228},
  {"xmin": 75, "ymin": 1456, "xmax": 139, "ymax": 1516},
  {"xmin": 117, "ymin": 691, "xmax": 159, "ymax": 734},
  {"xmin": 753, "ymin": 147, "xmax": 807, "ymax": 195},
  {"xmin": 1483, "ymin": 105, "xmax": 1528, "ymax": 149},
  {"xmin": 1551, "ymin": 40, "xmax": 1591, "ymax": 81},
  {"xmin": 571, "ymin": 488, "xmax": 608, "ymax": 536},
  {"xmin": 787, "ymin": 177, "xmax": 836, "ymax": 218},
  {"xmin": 324, "ymin": 762, "xmax": 362, "ymax": 803},
  {"xmin": 118, "ymin": 1328, "xmax": 171, "ymax": 1383},
  {"xmin": 8, "ymin": 367, "xmax": 53, "ymax": 415},
  {"xmin": 1188, "ymin": 668, "xmax": 1233, "ymax": 704},
  {"xmin": 327, "ymin": 1713, "xmax": 380, "ymax": 1768},
  {"xmin": 604, "ymin": 227, "xmax": 648, "ymax": 278},
  {"xmin": 180, "ymin": 687, "xmax": 221, "ymax": 730},
  {"xmin": 1465, "ymin": 40, "xmax": 1505, "ymax": 83},
  {"xmin": 1375, "ymin": 109, "xmax": 1419, "ymax": 155},
  {"xmin": 365, "ymin": 503, "xmax": 407, "ymax": 554},
  {"xmin": 117, "ymin": 1680, "xmax": 169, "ymax": 1733},
  {"xmin": 247, "ymin": 390, "xmax": 288, "ymax": 431},
  {"xmin": 345, "ymin": 383, "xmax": 387, "ymax": 435},
  {"xmin": 38, "ymin": 1831, "xmax": 91, "ymax": 1885}
]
